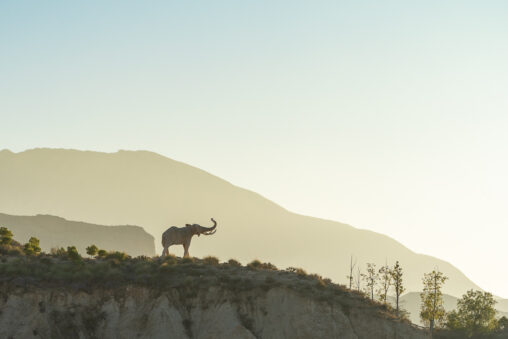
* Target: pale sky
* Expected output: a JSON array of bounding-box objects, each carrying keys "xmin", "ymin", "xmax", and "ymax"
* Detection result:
[{"xmin": 1, "ymin": 1, "xmax": 508, "ymax": 297}]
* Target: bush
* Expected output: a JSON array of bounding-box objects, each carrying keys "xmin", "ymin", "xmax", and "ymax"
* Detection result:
[
  {"xmin": 67, "ymin": 246, "xmax": 82, "ymax": 262},
  {"xmin": 161, "ymin": 254, "xmax": 177, "ymax": 266},
  {"xmin": 202, "ymin": 256, "xmax": 219, "ymax": 266},
  {"xmin": 286, "ymin": 267, "xmax": 307, "ymax": 276},
  {"xmin": 105, "ymin": 251, "xmax": 130, "ymax": 261},
  {"xmin": 227, "ymin": 259, "xmax": 241, "ymax": 267},
  {"xmin": 181, "ymin": 257, "xmax": 195, "ymax": 264},
  {"xmin": 248, "ymin": 260, "xmax": 277, "ymax": 270},
  {"xmin": 51, "ymin": 247, "xmax": 67, "ymax": 257},
  {"xmin": 247, "ymin": 259, "xmax": 262, "ymax": 269},
  {"xmin": 23, "ymin": 237, "xmax": 41, "ymax": 256},
  {"xmin": 97, "ymin": 249, "xmax": 107, "ymax": 258},
  {"xmin": 0, "ymin": 227, "xmax": 13, "ymax": 245}
]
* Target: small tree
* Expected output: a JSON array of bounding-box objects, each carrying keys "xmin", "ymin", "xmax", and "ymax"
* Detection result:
[
  {"xmin": 86, "ymin": 244, "xmax": 99, "ymax": 257},
  {"xmin": 420, "ymin": 270, "xmax": 448, "ymax": 337},
  {"xmin": 0, "ymin": 227, "xmax": 13, "ymax": 245},
  {"xmin": 97, "ymin": 249, "xmax": 107, "ymax": 258},
  {"xmin": 446, "ymin": 290, "xmax": 498, "ymax": 337},
  {"xmin": 23, "ymin": 237, "xmax": 41, "ymax": 256},
  {"xmin": 377, "ymin": 264, "xmax": 393, "ymax": 304},
  {"xmin": 361, "ymin": 263, "xmax": 378, "ymax": 300},
  {"xmin": 391, "ymin": 261, "xmax": 405, "ymax": 316}
]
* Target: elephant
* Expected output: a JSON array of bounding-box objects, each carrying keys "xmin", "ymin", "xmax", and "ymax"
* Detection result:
[{"xmin": 161, "ymin": 218, "xmax": 217, "ymax": 257}]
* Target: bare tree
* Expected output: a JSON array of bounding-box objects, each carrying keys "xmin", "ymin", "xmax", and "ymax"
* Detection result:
[
  {"xmin": 355, "ymin": 266, "xmax": 362, "ymax": 291},
  {"xmin": 346, "ymin": 255, "xmax": 357, "ymax": 289}
]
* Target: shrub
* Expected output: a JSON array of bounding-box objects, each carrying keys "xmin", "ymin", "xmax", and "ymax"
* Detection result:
[
  {"xmin": 162, "ymin": 254, "xmax": 177, "ymax": 266},
  {"xmin": 227, "ymin": 259, "xmax": 241, "ymax": 267},
  {"xmin": 286, "ymin": 267, "xmax": 307, "ymax": 276},
  {"xmin": 105, "ymin": 251, "xmax": 130, "ymax": 261},
  {"xmin": 247, "ymin": 259, "xmax": 262, "ymax": 269},
  {"xmin": 248, "ymin": 260, "xmax": 277, "ymax": 270},
  {"xmin": 51, "ymin": 247, "xmax": 67, "ymax": 257},
  {"xmin": 0, "ymin": 227, "xmax": 13, "ymax": 245},
  {"xmin": 67, "ymin": 246, "xmax": 82, "ymax": 262},
  {"xmin": 181, "ymin": 257, "xmax": 195, "ymax": 264},
  {"xmin": 86, "ymin": 245, "xmax": 99, "ymax": 257},
  {"xmin": 7, "ymin": 246, "xmax": 24, "ymax": 256},
  {"xmin": 202, "ymin": 256, "xmax": 219, "ymax": 266},
  {"xmin": 23, "ymin": 237, "xmax": 41, "ymax": 256},
  {"xmin": 97, "ymin": 249, "xmax": 107, "ymax": 258}
]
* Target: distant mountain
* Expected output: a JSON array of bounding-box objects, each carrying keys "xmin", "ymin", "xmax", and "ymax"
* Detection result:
[
  {"xmin": 0, "ymin": 213, "xmax": 155, "ymax": 256},
  {"xmin": 392, "ymin": 292, "xmax": 508, "ymax": 326},
  {"xmin": 0, "ymin": 148, "xmax": 483, "ymax": 296}
]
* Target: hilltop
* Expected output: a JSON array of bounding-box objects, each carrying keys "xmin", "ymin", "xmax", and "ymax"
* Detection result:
[
  {"xmin": 0, "ymin": 249, "xmax": 426, "ymax": 339},
  {"xmin": 0, "ymin": 148, "xmax": 481, "ymax": 296}
]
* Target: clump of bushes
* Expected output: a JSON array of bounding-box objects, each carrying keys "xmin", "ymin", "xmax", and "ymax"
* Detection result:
[
  {"xmin": 202, "ymin": 256, "xmax": 219, "ymax": 266},
  {"xmin": 286, "ymin": 267, "xmax": 307, "ymax": 276},
  {"xmin": 105, "ymin": 251, "xmax": 130, "ymax": 261}
]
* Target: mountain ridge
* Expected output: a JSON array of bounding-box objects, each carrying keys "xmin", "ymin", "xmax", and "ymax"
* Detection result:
[{"xmin": 0, "ymin": 148, "xmax": 483, "ymax": 297}]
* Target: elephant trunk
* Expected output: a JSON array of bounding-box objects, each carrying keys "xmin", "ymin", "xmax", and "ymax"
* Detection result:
[{"xmin": 201, "ymin": 218, "xmax": 217, "ymax": 235}]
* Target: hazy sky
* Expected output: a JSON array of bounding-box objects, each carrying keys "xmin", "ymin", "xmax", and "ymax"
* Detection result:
[{"xmin": 2, "ymin": 1, "xmax": 508, "ymax": 297}]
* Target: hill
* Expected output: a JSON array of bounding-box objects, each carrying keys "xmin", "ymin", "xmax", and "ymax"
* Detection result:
[
  {"xmin": 0, "ymin": 213, "xmax": 155, "ymax": 256},
  {"xmin": 0, "ymin": 252, "xmax": 426, "ymax": 339},
  {"xmin": 0, "ymin": 148, "xmax": 482, "ymax": 296}
]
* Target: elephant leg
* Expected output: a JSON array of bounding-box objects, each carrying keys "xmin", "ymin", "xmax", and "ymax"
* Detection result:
[
  {"xmin": 183, "ymin": 243, "xmax": 190, "ymax": 258},
  {"xmin": 162, "ymin": 246, "xmax": 169, "ymax": 257}
]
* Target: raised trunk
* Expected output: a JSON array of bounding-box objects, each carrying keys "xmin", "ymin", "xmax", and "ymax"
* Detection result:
[{"xmin": 200, "ymin": 218, "xmax": 217, "ymax": 235}]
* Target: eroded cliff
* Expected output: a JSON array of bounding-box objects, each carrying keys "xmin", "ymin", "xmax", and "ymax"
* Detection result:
[{"xmin": 0, "ymin": 255, "xmax": 426, "ymax": 339}]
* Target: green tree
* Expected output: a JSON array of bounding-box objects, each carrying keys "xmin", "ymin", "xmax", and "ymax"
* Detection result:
[
  {"xmin": 361, "ymin": 263, "xmax": 378, "ymax": 300},
  {"xmin": 377, "ymin": 264, "xmax": 393, "ymax": 304},
  {"xmin": 446, "ymin": 290, "xmax": 498, "ymax": 337},
  {"xmin": 23, "ymin": 237, "xmax": 41, "ymax": 255},
  {"xmin": 391, "ymin": 261, "xmax": 405, "ymax": 316},
  {"xmin": 0, "ymin": 226, "xmax": 13, "ymax": 245},
  {"xmin": 86, "ymin": 244, "xmax": 99, "ymax": 257},
  {"xmin": 420, "ymin": 270, "xmax": 448, "ymax": 337}
]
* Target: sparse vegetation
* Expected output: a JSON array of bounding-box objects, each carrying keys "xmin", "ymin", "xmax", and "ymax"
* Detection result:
[{"xmin": 0, "ymin": 233, "xmax": 413, "ymax": 328}]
